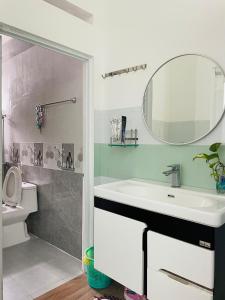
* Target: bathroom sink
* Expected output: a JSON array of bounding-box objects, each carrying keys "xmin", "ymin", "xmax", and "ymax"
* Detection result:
[
  {"xmin": 115, "ymin": 182, "xmax": 216, "ymax": 208},
  {"xmin": 163, "ymin": 194, "xmax": 215, "ymax": 208},
  {"xmin": 94, "ymin": 179, "xmax": 225, "ymax": 227}
]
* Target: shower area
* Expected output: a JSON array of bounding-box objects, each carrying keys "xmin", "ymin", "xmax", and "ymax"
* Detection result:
[{"xmin": 1, "ymin": 35, "xmax": 84, "ymax": 299}]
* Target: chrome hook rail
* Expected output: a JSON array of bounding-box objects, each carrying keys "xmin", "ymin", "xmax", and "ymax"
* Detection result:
[{"xmin": 102, "ymin": 64, "xmax": 147, "ymax": 79}]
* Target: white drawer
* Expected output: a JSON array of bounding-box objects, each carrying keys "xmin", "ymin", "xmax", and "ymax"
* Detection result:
[
  {"xmin": 148, "ymin": 269, "xmax": 213, "ymax": 300},
  {"xmin": 148, "ymin": 231, "xmax": 214, "ymax": 289}
]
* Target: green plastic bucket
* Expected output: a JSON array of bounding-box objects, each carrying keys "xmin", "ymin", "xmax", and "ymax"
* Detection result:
[{"xmin": 84, "ymin": 246, "xmax": 112, "ymax": 289}]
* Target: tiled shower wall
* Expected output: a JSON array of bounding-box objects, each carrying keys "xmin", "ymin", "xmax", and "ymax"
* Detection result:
[
  {"xmin": 3, "ymin": 38, "xmax": 84, "ymax": 174},
  {"xmin": 24, "ymin": 165, "xmax": 83, "ymax": 259},
  {"xmin": 2, "ymin": 38, "xmax": 83, "ymax": 259}
]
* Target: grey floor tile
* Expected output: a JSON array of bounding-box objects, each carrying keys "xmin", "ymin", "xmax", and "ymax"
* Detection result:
[
  {"xmin": 3, "ymin": 237, "xmax": 82, "ymax": 299},
  {"xmin": 3, "ymin": 277, "xmax": 33, "ymax": 300}
]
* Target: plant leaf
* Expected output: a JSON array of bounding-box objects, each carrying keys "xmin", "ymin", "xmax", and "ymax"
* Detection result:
[
  {"xmin": 193, "ymin": 153, "xmax": 209, "ymax": 161},
  {"xmin": 193, "ymin": 153, "xmax": 219, "ymax": 162},
  {"xmin": 209, "ymin": 162, "xmax": 217, "ymax": 169},
  {"xmin": 206, "ymin": 153, "xmax": 219, "ymax": 161},
  {"xmin": 209, "ymin": 143, "xmax": 221, "ymax": 152},
  {"xmin": 211, "ymin": 172, "xmax": 219, "ymax": 182}
]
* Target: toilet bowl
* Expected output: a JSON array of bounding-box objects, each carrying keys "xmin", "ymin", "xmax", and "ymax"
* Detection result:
[{"xmin": 2, "ymin": 166, "xmax": 38, "ymax": 248}]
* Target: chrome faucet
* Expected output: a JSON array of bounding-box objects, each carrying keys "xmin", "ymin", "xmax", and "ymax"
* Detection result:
[{"xmin": 163, "ymin": 164, "xmax": 181, "ymax": 187}]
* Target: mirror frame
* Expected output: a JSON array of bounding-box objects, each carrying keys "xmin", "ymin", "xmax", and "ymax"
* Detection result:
[{"xmin": 142, "ymin": 54, "xmax": 225, "ymax": 145}]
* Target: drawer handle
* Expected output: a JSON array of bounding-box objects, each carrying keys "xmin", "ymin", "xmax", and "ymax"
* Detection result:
[
  {"xmin": 168, "ymin": 273, "xmax": 189, "ymax": 285},
  {"xmin": 159, "ymin": 269, "xmax": 213, "ymax": 293},
  {"xmin": 159, "ymin": 269, "xmax": 189, "ymax": 285}
]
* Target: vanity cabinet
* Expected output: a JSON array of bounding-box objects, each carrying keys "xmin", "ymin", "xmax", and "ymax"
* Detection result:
[
  {"xmin": 147, "ymin": 231, "xmax": 214, "ymax": 300},
  {"xmin": 94, "ymin": 207, "xmax": 146, "ymax": 294},
  {"xmin": 94, "ymin": 196, "xmax": 225, "ymax": 300}
]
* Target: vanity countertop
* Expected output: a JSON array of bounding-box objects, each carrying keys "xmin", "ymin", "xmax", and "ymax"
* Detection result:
[{"xmin": 94, "ymin": 179, "xmax": 225, "ymax": 227}]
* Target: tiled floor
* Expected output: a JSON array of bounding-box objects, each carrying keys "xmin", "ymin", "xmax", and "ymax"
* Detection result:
[{"xmin": 3, "ymin": 236, "xmax": 82, "ymax": 300}]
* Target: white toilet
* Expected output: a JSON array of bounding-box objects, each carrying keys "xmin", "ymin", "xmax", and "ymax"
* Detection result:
[{"xmin": 2, "ymin": 166, "xmax": 38, "ymax": 248}]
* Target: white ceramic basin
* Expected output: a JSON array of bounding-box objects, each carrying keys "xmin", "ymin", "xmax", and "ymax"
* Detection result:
[
  {"xmin": 115, "ymin": 182, "xmax": 218, "ymax": 208},
  {"xmin": 94, "ymin": 179, "xmax": 225, "ymax": 227}
]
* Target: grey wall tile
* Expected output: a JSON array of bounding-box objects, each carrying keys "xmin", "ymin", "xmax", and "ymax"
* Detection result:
[{"xmin": 24, "ymin": 165, "xmax": 83, "ymax": 259}]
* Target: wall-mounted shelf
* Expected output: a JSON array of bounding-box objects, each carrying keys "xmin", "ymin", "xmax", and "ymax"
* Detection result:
[
  {"xmin": 108, "ymin": 143, "xmax": 139, "ymax": 147},
  {"xmin": 109, "ymin": 129, "xmax": 139, "ymax": 147}
]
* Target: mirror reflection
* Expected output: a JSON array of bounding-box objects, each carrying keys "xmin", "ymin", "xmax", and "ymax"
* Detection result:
[{"xmin": 143, "ymin": 55, "xmax": 225, "ymax": 144}]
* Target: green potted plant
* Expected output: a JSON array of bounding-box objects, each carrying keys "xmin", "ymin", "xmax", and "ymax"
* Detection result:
[{"xmin": 193, "ymin": 143, "xmax": 225, "ymax": 193}]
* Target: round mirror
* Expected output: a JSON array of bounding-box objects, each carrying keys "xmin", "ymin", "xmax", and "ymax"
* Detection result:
[{"xmin": 143, "ymin": 55, "xmax": 225, "ymax": 144}]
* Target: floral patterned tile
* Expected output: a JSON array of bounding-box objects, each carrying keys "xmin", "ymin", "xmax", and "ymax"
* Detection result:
[
  {"xmin": 20, "ymin": 143, "xmax": 34, "ymax": 166},
  {"xmin": 5, "ymin": 141, "xmax": 82, "ymax": 174},
  {"xmin": 74, "ymin": 146, "xmax": 83, "ymax": 174},
  {"xmin": 43, "ymin": 143, "xmax": 62, "ymax": 170}
]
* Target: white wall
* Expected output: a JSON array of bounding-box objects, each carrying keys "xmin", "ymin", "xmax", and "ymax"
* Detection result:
[
  {"xmin": 0, "ymin": 0, "xmax": 96, "ymax": 55},
  {"xmin": 100, "ymin": 0, "xmax": 225, "ymax": 109},
  {"xmin": 95, "ymin": 0, "xmax": 225, "ymax": 145}
]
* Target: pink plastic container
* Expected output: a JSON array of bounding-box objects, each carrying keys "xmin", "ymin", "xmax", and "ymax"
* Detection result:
[{"xmin": 124, "ymin": 288, "xmax": 147, "ymax": 300}]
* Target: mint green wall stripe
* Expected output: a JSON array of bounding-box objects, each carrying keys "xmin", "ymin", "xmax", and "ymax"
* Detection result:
[
  {"xmin": 94, "ymin": 143, "xmax": 102, "ymax": 177},
  {"xmin": 94, "ymin": 143, "xmax": 220, "ymax": 190}
]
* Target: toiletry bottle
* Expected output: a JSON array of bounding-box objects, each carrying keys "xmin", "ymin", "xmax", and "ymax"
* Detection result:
[{"xmin": 121, "ymin": 116, "xmax": 127, "ymax": 144}]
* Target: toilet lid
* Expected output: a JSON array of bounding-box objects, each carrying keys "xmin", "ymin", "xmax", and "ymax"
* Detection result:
[{"xmin": 3, "ymin": 166, "xmax": 22, "ymax": 207}]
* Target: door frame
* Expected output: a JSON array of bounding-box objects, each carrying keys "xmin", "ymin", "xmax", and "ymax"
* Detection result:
[
  {"xmin": 0, "ymin": 21, "xmax": 94, "ymax": 291},
  {"xmin": 0, "ymin": 34, "xmax": 2, "ymax": 300}
]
